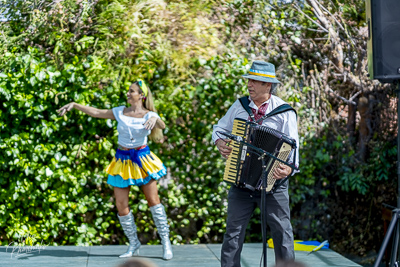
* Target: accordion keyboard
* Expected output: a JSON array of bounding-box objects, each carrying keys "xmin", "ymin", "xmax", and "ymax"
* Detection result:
[{"xmin": 223, "ymin": 119, "xmax": 247, "ymax": 185}]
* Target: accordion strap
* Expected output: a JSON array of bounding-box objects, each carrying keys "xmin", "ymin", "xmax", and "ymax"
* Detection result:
[
  {"xmin": 256, "ymin": 103, "xmax": 297, "ymax": 124},
  {"xmin": 239, "ymin": 96, "xmax": 297, "ymax": 124},
  {"xmin": 238, "ymin": 96, "xmax": 256, "ymax": 122}
]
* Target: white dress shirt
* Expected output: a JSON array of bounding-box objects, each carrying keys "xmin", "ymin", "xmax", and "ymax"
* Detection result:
[{"xmin": 212, "ymin": 95, "xmax": 299, "ymax": 169}]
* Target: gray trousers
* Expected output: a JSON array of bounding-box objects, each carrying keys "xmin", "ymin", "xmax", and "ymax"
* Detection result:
[{"xmin": 221, "ymin": 184, "xmax": 295, "ymax": 267}]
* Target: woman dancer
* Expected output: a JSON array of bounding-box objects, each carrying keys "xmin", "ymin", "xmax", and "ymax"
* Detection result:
[{"xmin": 57, "ymin": 80, "xmax": 173, "ymax": 260}]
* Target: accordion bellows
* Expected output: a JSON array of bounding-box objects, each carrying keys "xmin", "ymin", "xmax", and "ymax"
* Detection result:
[{"xmin": 105, "ymin": 146, "xmax": 166, "ymax": 183}]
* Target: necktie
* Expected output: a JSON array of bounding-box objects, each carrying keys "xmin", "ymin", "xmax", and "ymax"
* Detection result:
[{"xmin": 250, "ymin": 103, "xmax": 269, "ymax": 124}]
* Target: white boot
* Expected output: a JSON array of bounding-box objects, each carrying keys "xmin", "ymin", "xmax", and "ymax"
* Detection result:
[
  {"xmin": 150, "ymin": 203, "xmax": 173, "ymax": 260},
  {"xmin": 117, "ymin": 211, "xmax": 141, "ymax": 257}
]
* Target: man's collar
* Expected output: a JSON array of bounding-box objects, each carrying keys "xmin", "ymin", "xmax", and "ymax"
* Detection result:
[{"xmin": 249, "ymin": 95, "xmax": 271, "ymax": 109}]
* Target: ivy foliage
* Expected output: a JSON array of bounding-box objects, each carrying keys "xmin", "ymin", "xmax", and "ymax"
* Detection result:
[{"xmin": 0, "ymin": 0, "xmax": 248, "ymax": 246}]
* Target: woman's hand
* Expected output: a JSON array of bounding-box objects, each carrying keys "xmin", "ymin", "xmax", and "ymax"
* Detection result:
[
  {"xmin": 57, "ymin": 102, "xmax": 75, "ymax": 116},
  {"xmin": 273, "ymin": 163, "xmax": 292, "ymax": 180},
  {"xmin": 216, "ymin": 139, "xmax": 232, "ymax": 159},
  {"xmin": 143, "ymin": 117, "xmax": 158, "ymax": 130}
]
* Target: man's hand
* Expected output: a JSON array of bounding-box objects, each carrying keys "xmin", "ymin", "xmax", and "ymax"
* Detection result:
[
  {"xmin": 273, "ymin": 163, "xmax": 292, "ymax": 180},
  {"xmin": 216, "ymin": 139, "xmax": 232, "ymax": 159}
]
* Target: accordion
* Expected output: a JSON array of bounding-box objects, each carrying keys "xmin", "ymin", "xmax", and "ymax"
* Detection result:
[{"xmin": 223, "ymin": 118, "xmax": 297, "ymax": 192}]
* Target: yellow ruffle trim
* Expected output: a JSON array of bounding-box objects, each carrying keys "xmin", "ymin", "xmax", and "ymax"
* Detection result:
[{"xmin": 105, "ymin": 152, "xmax": 164, "ymax": 180}]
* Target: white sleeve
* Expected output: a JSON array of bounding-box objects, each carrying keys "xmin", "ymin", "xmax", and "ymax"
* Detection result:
[
  {"xmin": 146, "ymin": 111, "xmax": 161, "ymax": 120},
  {"xmin": 112, "ymin": 106, "xmax": 123, "ymax": 123},
  {"xmin": 285, "ymin": 110, "xmax": 300, "ymax": 172},
  {"xmin": 212, "ymin": 101, "xmax": 240, "ymax": 143}
]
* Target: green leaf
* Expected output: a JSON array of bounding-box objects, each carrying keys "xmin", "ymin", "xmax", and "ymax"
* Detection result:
[
  {"xmin": 30, "ymin": 76, "xmax": 37, "ymax": 86},
  {"xmin": 36, "ymin": 71, "xmax": 46, "ymax": 81}
]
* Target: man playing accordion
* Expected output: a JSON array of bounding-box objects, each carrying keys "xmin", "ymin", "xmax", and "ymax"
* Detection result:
[{"xmin": 212, "ymin": 60, "xmax": 300, "ymax": 267}]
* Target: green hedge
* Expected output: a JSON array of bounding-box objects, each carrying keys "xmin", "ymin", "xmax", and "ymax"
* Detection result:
[{"xmin": 0, "ymin": 46, "xmax": 252, "ymax": 245}]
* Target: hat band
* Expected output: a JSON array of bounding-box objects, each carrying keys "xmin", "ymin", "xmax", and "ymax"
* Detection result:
[{"xmin": 248, "ymin": 71, "xmax": 275, "ymax": 78}]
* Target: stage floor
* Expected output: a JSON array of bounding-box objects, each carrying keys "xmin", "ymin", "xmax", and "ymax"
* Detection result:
[{"xmin": 0, "ymin": 243, "xmax": 361, "ymax": 267}]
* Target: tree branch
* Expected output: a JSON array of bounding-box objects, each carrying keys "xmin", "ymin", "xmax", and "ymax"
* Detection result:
[
  {"xmin": 292, "ymin": 3, "xmax": 329, "ymax": 33},
  {"xmin": 328, "ymin": 88, "xmax": 356, "ymax": 106}
]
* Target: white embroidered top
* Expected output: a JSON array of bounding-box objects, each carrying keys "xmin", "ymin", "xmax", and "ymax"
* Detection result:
[{"xmin": 112, "ymin": 106, "xmax": 160, "ymax": 148}]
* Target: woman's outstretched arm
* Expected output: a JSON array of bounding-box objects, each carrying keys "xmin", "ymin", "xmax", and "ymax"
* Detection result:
[{"xmin": 57, "ymin": 102, "xmax": 115, "ymax": 120}]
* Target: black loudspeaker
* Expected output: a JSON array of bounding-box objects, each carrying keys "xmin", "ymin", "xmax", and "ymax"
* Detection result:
[{"xmin": 366, "ymin": 0, "xmax": 400, "ymax": 83}]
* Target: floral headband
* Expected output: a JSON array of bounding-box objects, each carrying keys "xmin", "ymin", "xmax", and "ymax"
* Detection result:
[{"xmin": 137, "ymin": 79, "xmax": 149, "ymax": 98}]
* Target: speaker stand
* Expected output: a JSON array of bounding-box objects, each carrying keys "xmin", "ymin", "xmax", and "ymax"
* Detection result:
[{"xmin": 374, "ymin": 81, "xmax": 400, "ymax": 267}]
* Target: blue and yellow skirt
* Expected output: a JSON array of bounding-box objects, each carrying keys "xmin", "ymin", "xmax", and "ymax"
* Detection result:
[{"xmin": 105, "ymin": 145, "xmax": 167, "ymax": 188}]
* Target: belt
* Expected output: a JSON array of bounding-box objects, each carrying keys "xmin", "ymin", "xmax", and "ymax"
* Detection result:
[{"xmin": 118, "ymin": 145, "xmax": 147, "ymax": 151}]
